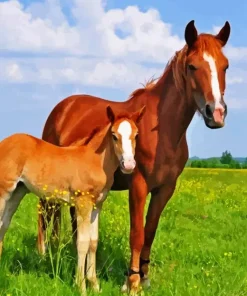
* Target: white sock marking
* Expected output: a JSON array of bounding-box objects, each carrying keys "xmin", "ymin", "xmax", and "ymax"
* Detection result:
[
  {"xmin": 117, "ymin": 121, "xmax": 133, "ymax": 160},
  {"xmin": 203, "ymin": 52, "xmax": 222, "ymax": 109}
]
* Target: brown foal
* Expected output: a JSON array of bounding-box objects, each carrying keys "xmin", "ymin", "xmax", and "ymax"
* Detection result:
[{"xmin": 0, "ymin": 105, "xmax": 146, "ymax": 294}]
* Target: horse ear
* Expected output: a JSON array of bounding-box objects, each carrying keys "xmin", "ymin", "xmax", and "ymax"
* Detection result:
[
  {"xmin": 86, "ymin": 122, "xmax": 111, "ymax": 152},
  {"xmin": 131, "ymin": 105, "xmax": 146, "ymax": 124},
  {"xmin": 106, "ymin": 105, "xmax": 115, "ymax": 123},
  {"xmin": 185, "ymin": 20, "xmax": 198, "ymax": 48},
  {"xmin": 215, "ymin": 21, "xmax": 231, "ymax": 47}
]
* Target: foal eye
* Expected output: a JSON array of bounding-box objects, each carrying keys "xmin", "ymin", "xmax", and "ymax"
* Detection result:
[
  {"xmin": 112, "ymin": 134, "xmax": 118, "ymax": 141},
  {"xmin": 188, "ymin": 64, "xmax": 197, "ymax": 71}
]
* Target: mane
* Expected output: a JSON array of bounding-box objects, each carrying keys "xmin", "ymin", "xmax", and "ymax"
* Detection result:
[
  {"xmin": 128, "ymin": 33, "xmax": 223, "ymax": 101},
  {"xmin": 83, "ymin": 126, "xmax": 102, "ymax": 145},
  {"xmin": 70, "ymin": 125, "xmax": 105, "ymax": 147}
]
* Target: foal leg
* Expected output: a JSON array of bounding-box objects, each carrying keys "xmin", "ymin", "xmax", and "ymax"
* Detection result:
[
  {"xmin": 0, "ymin": 183, "xmax": 28, "ymax": 257},
  {"xmin": 86, "ymin": 203, "xmax": 102, "ymax": 292},
  {"xmin": 37, "ymin": 199, "xmax": 61, "ymax": 255},
  {"xmin": 139, "ymin": 182, "xmax": 176, "ymax": 288},
  {"xmin": 75, "ymin": 196, "xmax": 93, "ymax": 295}
]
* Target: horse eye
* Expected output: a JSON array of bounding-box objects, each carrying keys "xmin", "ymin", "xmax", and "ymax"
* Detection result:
[
  {"xmin": 135, "ymin": 134, "xmax": 139, "ymax": 140},
  {"xmin": 223, "ymin": 65, "xmax": 229, "ymax": 72},
  {"xmin": 188, "ymin": 64, "xmax": 197, "ymax": 71},
  {"xmin": 112, "ymin": 134, "xmax": 118, "ymax": 141}
]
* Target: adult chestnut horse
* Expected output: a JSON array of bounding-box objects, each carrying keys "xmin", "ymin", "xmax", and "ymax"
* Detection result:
[{"xmin": 38, "ymin": 20, "xmax": 231, "ymax": 293}]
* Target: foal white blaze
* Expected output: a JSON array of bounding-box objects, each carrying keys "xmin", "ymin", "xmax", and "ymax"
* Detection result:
[
  {"xmin": 117, "ymin": 120, "xmax": 136, "ymax": 172},
  {"xmin": 203, "ymin": 52, "xmax": 225, "ymax": 124}
]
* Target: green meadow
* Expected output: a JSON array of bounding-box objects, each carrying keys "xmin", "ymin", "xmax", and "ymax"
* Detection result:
[{"xmin": 0, "ymin": 169, "xmax": 247, "ymax": 296}]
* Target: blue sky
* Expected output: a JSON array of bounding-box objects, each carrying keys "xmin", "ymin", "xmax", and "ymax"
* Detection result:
[{"xmin": 0, "ymin": 0, "xmax": 246, "ymax": 158}]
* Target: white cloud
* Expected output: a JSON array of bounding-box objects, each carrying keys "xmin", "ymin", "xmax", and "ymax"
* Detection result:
[
  {"xmin": 5, "ymin": 63, "xmax": 23, "ymax": 81},
  {"xmin": 0, "ymin": 0, "xmax": 246, "ymax": 110},
  {"xmin": 0, "ymin": 0, "xmax": 183, "ymax": 61},
  {"xmin": 0, "ymin": 57, "xmax": 162, "ymax": 90}
]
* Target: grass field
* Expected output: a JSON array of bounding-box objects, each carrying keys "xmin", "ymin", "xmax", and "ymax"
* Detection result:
[{"xmin": 1, "ymin": 168, "xmax": 247, "ymax": 296}]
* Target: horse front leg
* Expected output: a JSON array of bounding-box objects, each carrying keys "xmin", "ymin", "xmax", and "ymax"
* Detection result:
[
  {"xmin": 121, "ymin": 171, "xmax": 148, "ymax": 295},
  {"xmin": 37, "ymin": 198, "xmax": 61, "ymax": 255},
  {"xmin": 139, "ymin": 182, "xmax": 176, "ymax": 289}
]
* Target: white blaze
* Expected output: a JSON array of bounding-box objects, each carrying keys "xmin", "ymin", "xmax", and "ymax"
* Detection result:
[
  {"xmin": 203, "ymin": 52, "xmax": 222, "ymax": 109},
  {"xmin": 117, "ymin": 120, "xmax": 133, "ymax": 160}
]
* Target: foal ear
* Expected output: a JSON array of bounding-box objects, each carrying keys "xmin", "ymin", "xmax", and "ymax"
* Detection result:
[
  {"xmin": 215, "ymin": 21, "xmax": 231, "ymax": 47},
  {"xmin": 131, "ymin": 105, "xmax": 146, "ymax": 124},
  {"xmin": 185, "ymin": 20, "xmax": 198, "ymax": 48},
  {"xmin": 106, "ymin": 105, "xmax": 115, "ymax": 123}
]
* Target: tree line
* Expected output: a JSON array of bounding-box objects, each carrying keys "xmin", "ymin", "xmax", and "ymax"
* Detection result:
[{"xmin": 189, "ymin": 151, "xmax": 247, "ymax": 169}]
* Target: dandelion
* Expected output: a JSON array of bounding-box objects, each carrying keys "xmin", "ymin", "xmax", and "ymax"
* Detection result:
[
  {"xmin": 86, "ymin": 191, "xmax": 90, "ymax": 195},
  {"xmin": 46, "ymin": 196, "xmax": 50, "ymax": 201},
  {"xmin": 71, "ymin": 196, "xmax": 74, "ymax": 200},
  {"xmin": 48, "ymin": 206, "xmax": 51, "ymax": 210},
  {"xmin": 63, "ymin": 190, "xmax": 68, "ymax": 195},
  {"xmin": 77, "ymin": 189, "xmax": 81, "ymax": 193},
  {"xmin": 75, "ymin": 191, "xmax": 78, "ymax": 195},
  {"xmin": 64, "ymin": 203, "xmax": 68, "ymax": 206},
  {"xmin": 54, "ymin": 189, "xmax": 58, "ymax": 193},
  {"xmin": 81, "ymin": 192, "xmax": 85, "ymax": 195},
  {"xmin": 71, "ymin": 203, "xmax": 75, "ymax": 207},
  {"xmin": 38, "ymin": 211, "xmax": 42, "ymax": 214},
  {"xmin": 37, "ymin": 204, "xmax": 41, "ymax": 208},
  {"xmin": 52, "ymin": 205, "xmax": 55, "ymax": 209}
]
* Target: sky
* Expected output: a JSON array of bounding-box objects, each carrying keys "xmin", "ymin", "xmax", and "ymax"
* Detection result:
[{"xmin": 0, "ymin": 0, "xmax": 246, "ymax": 158}]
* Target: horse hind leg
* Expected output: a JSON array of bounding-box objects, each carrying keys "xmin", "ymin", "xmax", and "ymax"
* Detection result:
[{"xmin": 0, "ymin": 182, "xmax": 29, "ymax": 257}]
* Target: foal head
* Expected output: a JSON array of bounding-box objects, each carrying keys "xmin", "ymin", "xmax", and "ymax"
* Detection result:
[
  {"xmin": 184, "ymin": 20, "xmax": 231, "ymax": 129},
  {"xmin": 106, "ymin": 105, "xmax": 146, "ymax": 174}
]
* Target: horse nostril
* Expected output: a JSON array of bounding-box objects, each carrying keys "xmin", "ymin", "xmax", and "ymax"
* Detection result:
[{"xmin": 205, "ymin": 104, "xmax": 213, "ymax": 119}]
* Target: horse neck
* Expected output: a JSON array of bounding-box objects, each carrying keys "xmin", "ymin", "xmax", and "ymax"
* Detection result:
[{"xmin": 153, "ymin": 53, "xmax": 197, "ymax": 149}]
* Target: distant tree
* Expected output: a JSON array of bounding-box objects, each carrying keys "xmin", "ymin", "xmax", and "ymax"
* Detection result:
[
  {"xmin": 229, "ymin": 160, "xmax": 241, "ymax": 169},
  {"xmin": 201, "ymin": 160, "xmax": 208, "ymax": 168},
  {"xmin": 191, "ymin": 160, "xmax": 202, "ymax": 168},
  {"xmin": 242, "ymin": 158, "xmax": 247, "ymax": 169},
  {"xmin": 220, "ymin": 150, "xmax": 233, "ymax": 165}
]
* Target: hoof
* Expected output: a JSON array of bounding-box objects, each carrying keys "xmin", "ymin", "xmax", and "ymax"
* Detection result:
[
  {"xmin": 91, "ymin": 283, "xmax": 101, "ymax": 293},
  {"xmin": 121, "ymin": 275, "xmax": 144, "ymax": 295},
  {"xmin": 121, "ymin": 277, "xmax": 129, "ymax": 293}
]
